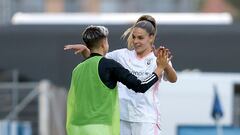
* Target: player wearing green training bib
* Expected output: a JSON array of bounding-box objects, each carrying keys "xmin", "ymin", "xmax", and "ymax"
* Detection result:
[{"xmin": 67, "ymin": 56, "xmax": 119, "ymax": 135}]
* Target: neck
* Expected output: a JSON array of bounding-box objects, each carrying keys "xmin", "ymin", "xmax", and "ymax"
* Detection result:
[
  {"xmin": 136, "ymin": 47, "xmax": 152, "ymax": 58},
  {"xmin": 91, "ymin": 49, "xmax": 105, "ymax": 56}
]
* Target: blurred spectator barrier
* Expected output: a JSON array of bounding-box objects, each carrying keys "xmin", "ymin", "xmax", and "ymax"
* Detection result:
[
  {"xmin": 0, "ymin": 120, "xmax": 31, "ymax": 135},
  {"xmin": 0, "ymin": 79, "xmax": 67, "ymax": 135},
  {"xmin": 11, "ymin": 12, "xmax": 233, "ymax": 25}
]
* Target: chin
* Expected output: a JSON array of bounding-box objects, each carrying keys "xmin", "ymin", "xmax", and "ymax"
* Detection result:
[{"xmin": 135, "ymin": 49, "xmax": 144, "ymax": 54}]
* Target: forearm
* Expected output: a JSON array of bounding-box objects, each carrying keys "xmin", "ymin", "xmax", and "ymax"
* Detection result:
[
  {"xmin": 164, "ymin": 64, "xmax": 177, "ymax": 83},
  {"xmin": 154, "ymin": 67, "xmax": 164, "ymax": 78},
  {"xmin": 113, "ymin": 65, "xmax": 159, "ymax": 93},
  {"xmin": 124, "ymin": 67, "xmax": 164, "ymax": 92},
  {"xmin": 121, "ymin": 72, "xmax": 159, "ymax": 93},
  {"xmin": 100, "ymin": 58, "xmax": 159, "ymax": 92}
]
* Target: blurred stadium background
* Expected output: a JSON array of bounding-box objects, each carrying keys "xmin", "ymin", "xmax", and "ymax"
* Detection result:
[{"xmin": 0, "ymin": 0, "xmax": 240, "ymax": 135}]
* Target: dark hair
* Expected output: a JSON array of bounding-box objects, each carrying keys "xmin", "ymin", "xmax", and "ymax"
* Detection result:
[
  {"xmin": 82, "ymin": 25, "xmax": 109, "ymax": 50},
  {"xmin": 134, "ymin": 20, "xmax": 155, "ymax": 36},
  {"xmin": 136, "ymin": 15, "xmax": 156, "ymax": 29},
  {"xmin": 122, "ymin": 15, "xmax": 157, "ymax": 49}
]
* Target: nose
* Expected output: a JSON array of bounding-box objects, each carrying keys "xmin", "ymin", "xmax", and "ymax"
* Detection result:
[{"xmin": 133, "ymin": 38, "xmax": 138, "ymax": 44}]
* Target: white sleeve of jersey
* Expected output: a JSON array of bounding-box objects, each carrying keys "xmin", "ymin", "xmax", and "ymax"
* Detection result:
[{"xmin": 163, "ymin": 61, "xmax": 173, "ymax": 81}]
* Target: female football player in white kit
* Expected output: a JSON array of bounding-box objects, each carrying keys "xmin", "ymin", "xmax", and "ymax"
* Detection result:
[{"xmin": 64, "ymin": 15, "xmax": 177, "ymax": 135}]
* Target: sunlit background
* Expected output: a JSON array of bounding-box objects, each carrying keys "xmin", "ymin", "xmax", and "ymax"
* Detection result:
[{"xmin": 0, "ymin": 0, "xmax": 240, "ymax": 135}]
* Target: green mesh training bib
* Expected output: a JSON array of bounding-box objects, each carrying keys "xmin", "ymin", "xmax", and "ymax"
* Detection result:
[{"xmin": 66, "ymin": 56, "xmax": 120, "ymax": 135}]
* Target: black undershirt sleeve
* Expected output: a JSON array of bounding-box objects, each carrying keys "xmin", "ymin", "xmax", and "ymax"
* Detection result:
[{"xmin": 99, "ymin": 57, "xmax": 159, "ymax": 93}]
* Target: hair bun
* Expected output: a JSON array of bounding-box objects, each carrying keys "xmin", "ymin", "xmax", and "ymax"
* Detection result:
[{"xmin": 137, "ymin": 15, "xmax": 156, "ymax": 28}]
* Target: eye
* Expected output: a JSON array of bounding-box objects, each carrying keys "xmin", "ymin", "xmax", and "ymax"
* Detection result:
[
  {"xmin": 132, "ymin": 35, "xmax": 136, "ymax": 39},
  {"xmin": 138, "ymin": 36, "xmax": 144, "ymax": 40}
]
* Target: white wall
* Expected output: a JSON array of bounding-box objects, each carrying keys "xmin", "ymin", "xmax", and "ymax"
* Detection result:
[{"xmin": 158, "ymin": 72, "xmax": 240, "ymax": 135}]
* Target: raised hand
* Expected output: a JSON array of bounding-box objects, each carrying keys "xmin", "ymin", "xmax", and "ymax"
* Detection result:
[
  {"xmin": 156, "ymin": 48, "xmax": 169, "ymax": 70},
  {"xmin": 153, "ymin": 47, "xmax": 170, "ymax": 78},
  {"xmin": 64, "ymin": 44, "xmax": 90, "ymax": 58},
  {"xmin": 158, "ymin": 46, "xmax": 177, "ymax": 83},
  {"xmin": 159, "ymin": 45, "xmax": 173, "ymax": 62},
  {"xmin": 153, "ymin": 45, "xmax": 173, "ymax": 61}
]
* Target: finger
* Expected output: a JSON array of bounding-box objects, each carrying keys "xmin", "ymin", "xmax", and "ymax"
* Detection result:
[
  {"xmin": 161, "ymin": 49, "xmax": 165, "ymax": 59},
  {"xmin": 165, "ymin": 48, "xmax": 171, "ymax": 55},
  {"xmin": 160, "ymin": 45, "xmax": 165, "ymax": 48},
  {"xmin": 64, "ymin": 46, "xmax": 69, "ymax": 50},
  {"xmin": 64, "ymin": 44, "xmax": 75, "ymax": 48},
  {"xmin": 158, "ymin": 48, "xmax": 162, "ymax": 55},
  {"xmin": 168, "ymin": 55, "xmax": 173, "ymax": 63},
  {"xmin": 163, "ymin": 51, "xmax": 168, "ymax": 60},
  {"xmin": 64, "ymin": 45, "xmax": 75, "ymax": 50},
  {"xmin": 168, "ymin": 50, "xmax": 172, "ymax": 56},
  {"xmin": 168, "ymin": 51, "xmax": 172, "ymax": 58},
  {"xmin": 159, "ymin": 48, "xmax": 163, "ymax": 55},
  {"xmin": 65, "ymin": 44, "xmax": 83, "ymax": 48},
  {"xmin": 166, "ymin": 51, "xmax": 170, "ymax": 59},
  {"xmin": 162, "ymin": 48, "xmax": 167, "ymax": 57},
  {"xmin": 64, "ymin": 47, "xmax": 71, "ymax": 50},
  {"xmin": 165, "ymin": 49, "xmax": 169, "ymax": 56},
  {"xmin": 165, "ymin": 49, "xmax": 169, "ymax": 60},
  {"xmin": 159, "ymin": 47, "xmax": 164, "ymax": 52},
  {"xmin": 169, "ymin": 55, "xmax": 173, "ymax": 60}
]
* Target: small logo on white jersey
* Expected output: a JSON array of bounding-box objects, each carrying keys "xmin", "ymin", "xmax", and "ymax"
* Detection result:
[{"xmin": 146, "ymin": 58, "xmax": 153, "ymax": 66}]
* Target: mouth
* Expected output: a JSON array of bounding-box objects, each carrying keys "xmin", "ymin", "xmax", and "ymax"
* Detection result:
[{"xmin": 134, "ymin": 44, "xmax": 142, "ymax": 49}]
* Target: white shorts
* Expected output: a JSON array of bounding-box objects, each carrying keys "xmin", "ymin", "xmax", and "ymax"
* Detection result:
[{"xmin": 120, "ymin": 120, "xmax": 162, "ymax": 135}]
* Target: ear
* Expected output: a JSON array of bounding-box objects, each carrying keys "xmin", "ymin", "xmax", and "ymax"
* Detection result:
[
  {"xmin": 99, "ymin": 39, "xmax": 106, "ymax": 49},
  {"xmin": 149, "ymin": 34, "xmax": 154, "ymax": 44}
]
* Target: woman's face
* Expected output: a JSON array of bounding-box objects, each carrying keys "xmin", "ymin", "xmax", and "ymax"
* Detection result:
[{"xmin": 132, "ymin": 27, "xmax": 153, "ymax": 55}]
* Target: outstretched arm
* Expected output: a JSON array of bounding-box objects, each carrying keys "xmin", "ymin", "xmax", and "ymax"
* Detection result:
[
  {"xmin": 64, "ymin": 43, "xmax": 123, "ymax": 61},
  {"xmin": 64, "ymin": 44, "xmax": 90, "ymax": 58}
]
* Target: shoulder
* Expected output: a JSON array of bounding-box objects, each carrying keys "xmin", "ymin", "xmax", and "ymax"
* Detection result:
[
  {"xmin": 72, "ymin": 62, "xmax": 84, "ymax": 75},
  {"xmin": 100, "ymin": 57, "xmax": 123, "ymax": 67},
  {"xmin": 113, "ymin": 48, "xmax": 129, "ymax": 52},
  {"xmin": 106, "ymin": 48, "xmax": 132, "ymax": 60},
  {"xmin": 109, "ymin": 48, "xmax": 130, "ymax": 55}
]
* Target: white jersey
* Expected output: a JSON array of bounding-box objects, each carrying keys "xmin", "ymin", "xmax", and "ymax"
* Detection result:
[{"xmin": 106, "ymin": 48, "xmax": 170, "ymax": 124}]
